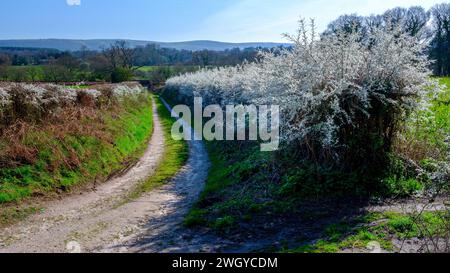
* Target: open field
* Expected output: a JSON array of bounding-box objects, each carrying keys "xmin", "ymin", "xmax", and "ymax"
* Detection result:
[{"xmin": 135, "ymin": 66, "xmax": 158, "ymax": 73}]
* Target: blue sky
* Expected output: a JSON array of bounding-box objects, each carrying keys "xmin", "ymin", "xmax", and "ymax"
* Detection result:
[{"xmin": 0, "ymin": 0, "xmax": 445, "ymax": 42}]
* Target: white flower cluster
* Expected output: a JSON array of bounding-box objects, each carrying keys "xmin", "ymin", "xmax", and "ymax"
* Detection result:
[
  {"xmin": 112, "ymin": 84, "xmax": 144, "ymax": 97},
  {"xmin": 0, "ymin": 84, "xmax": 77, "ymax": 111},
  {"xmin": 166, "ymin": 21, "xmax": 437, "ymax": 149},
  {"xmin": 167, "ymin": 64, "xmax": 257, "ymax": 107},
  {"xmin": 81, "ymin": 89, "xmax": 102, "ymax": 99},
  {"xmin": 0, "ymin": 87, "xmax": 10, "ymax": 107},
  {"xmin": 0, "ymin": 83, "xmax": 145, "ymax": 124},
  {"xmin": 0, "ymin": 83, "xmax": 144, "ymax": 107}
]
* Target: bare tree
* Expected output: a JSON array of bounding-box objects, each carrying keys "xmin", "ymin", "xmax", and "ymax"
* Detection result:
[
  {"xmin": 404, "ymin": 7, "xmax": 430, "ymax": 37},
  {"xmin": 429, "ymin": 3, "xmax": 450, "ymax": 76},
  {"xmin": 53, "ymin": 53, "xmax": 81, "ymax": 73},
  {"xmin": 327, "ymin": 7, "xmax": 430, "ymax": 40},
  {"xmin": 103, "ymin": 41, "xmax": 135, "ymax": 70},
  {"xmin": 325, "ymin": 14, "xmax": 365, "ymax": 35},
  {"xmin": 383, "ymin": 7, "xmax": 408, "ymax": 28},
  {"xmin": 365, "ymin": 15, "xmax": 384, "ymax": 33},
  {"xmin": 0, "ymin": 53, "xmax": 11, "ymax": 66}
]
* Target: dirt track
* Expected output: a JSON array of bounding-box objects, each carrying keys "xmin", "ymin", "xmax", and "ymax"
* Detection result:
[
  {"xmin": 0, "ymin": 97, "xmax": 213, "ymax": 253},
  {"xmin": 0, "ymin": 100, "xmax": 170, "ymax": 253}
]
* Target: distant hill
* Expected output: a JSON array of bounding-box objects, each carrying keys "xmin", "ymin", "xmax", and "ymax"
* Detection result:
[
  {"xmin": 0, "ymin": 39, "xmax": 291, "ymax": 52},
  {"xmin": 0, "ymin": 46, "xmax": 60, "ymax": 53}
]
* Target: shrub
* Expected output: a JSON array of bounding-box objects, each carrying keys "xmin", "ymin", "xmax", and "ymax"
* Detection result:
[
  {"xmin": 0, "ymin": 83, "xmax": 144, "ymax": 131},
  {"xmin": 111, "ymin": 67, "xmax": 134, "ymax": 83},
  {"xmin": 213, "ymin": 215, "xmax": 235, "ymax": 230},
  {"xmin": 166, "ymin": 20, "xmax": 437, "ymax": 173}
]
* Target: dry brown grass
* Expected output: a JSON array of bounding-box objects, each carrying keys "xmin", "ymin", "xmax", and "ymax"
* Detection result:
[
  {"xmin": 0, "ymin": 83, "xmax": 133, "ymax": 171},
  {"xmin": 0, "ymin": 105, "xmax": 109, "ymax": 170},
  {"xmin": 394, "ymin": 137, "xmax": 443, "ymax": 164}
]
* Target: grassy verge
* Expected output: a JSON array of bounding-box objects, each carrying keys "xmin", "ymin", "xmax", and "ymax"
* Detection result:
[
  {"xmin": 0, "ymin": 94, "xmax": 153, "ymax": 226},
  {"xmin": 401, "ymin": 77, "xmax": 449, "ymax": 158},
  {"xmin": 128, "ymin": 95, "xmax": 188, "ymax": 199},
  {"xmin": 184, "ymin": 142, "xmax": 276, "ymax": 230},
  {"xmin": 388, "ymin": 77, "xmax": 450, "ymax": 196},
  {"xmin": 284, "ymin": 210, "xmax": 449, "ymax": 253}
]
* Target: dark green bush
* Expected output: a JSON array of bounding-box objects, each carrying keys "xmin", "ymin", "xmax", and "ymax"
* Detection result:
[{"xmin": 111, "ymin": 67, "xmax": 134, "ymax": 83}]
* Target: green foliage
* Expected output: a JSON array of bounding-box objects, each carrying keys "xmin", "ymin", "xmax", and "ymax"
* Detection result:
[
  {"xmin": 382, "ymin": 211, "xmax": 449, "ymax": 240},
  {"xmin": 184, "ymin": 208, "xmax": 207, "ymax": 228},
  {"xmin": 387, "ymin": 78, "xmax": 450, "ymax": 196},
  {"xmin": 382, "ymin": 177, "xmax": 424, "ymax": 197},
  {"xmin": 401, "ymin": 77, "xmax": 450, "ymax": 162},
  {"xmin": 284, "ymin": 211, "xmax": 448, "ymax": 253},
  {"xmin": 213, "ymin": 216, "xmax": 236, "ymax": 230},
  {"xmin": 111, "ymin": 67, "xmax": 134, "ymax": 83},
  {"xmin": 0, "ymin": 206, "xmax": 40, "ymax": 227},
  {"xmin": 388, "ymin": 215, "xmax": 415, "ymax": 235},
  {"xmin": 0, "ymin": 66, "xmax": 45, "ymax": 82},
  {"xmin": 135, "ymin": 66, "xmax": 200, "ymax": 85},
  {"xmin": 0, "ymin": 65, "xmax": 96, "ymax": 82},
  {"xmin": 278, "ymin": 164, "xmax": 366, "ymax": 198}
]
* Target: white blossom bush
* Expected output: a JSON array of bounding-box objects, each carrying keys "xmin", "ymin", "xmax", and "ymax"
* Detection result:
[
  {"xmin": 80, "ymin": 88, "xmax": 102, "ymax": 99},
  {"xmin": 166, "ymin": 20, "xmax": 438, "ymax": 168},
  {"xmin": 167, "ymin": 64, "xmax": 253, "ymax": 106},
  {"xmin": 0, "ymin": 87, "xmax": 10, "ymax": 107},
  {"xmin": 0, "ymin": 83, "xmax": 145, "ymax": 129},
  {"xmin": 112, "ymin": 84, "xmax": 144, "ymax": 97}
]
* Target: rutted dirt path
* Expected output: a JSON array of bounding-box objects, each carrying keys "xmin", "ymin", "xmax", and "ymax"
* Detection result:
[
  {"xmin": 99, "ymin": 98, "xmax": 212, "ymax": 253},
  {"xmin": 100, "ymin": 99, "xmax": 275, "ymax": 253},
  {"xmin": 0, "ymin": 100, "xmax": 168, "ymax": 253}
]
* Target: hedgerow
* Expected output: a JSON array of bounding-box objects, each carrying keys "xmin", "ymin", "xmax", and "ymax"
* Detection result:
[{"xmin": 166, "ymin": 21, "xmax": 439, "ymax": 172}]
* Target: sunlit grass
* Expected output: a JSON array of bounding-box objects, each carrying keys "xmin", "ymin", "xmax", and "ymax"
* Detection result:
[{"xmin": 128, "ymin": 95, "xmax": 188, "ymax": 199}]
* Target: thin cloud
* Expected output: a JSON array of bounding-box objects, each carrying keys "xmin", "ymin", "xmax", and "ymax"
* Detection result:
[
  {"xmin": 198, "ymin": 0, "xmax": 444, "ymax": 42},
  {"xmin": 66, "ymin": 0, "xmax": 81, "ymax": 6}
]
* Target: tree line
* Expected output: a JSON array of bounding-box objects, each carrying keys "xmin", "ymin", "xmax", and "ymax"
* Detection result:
[
  {"xmin": 325, "ymin": 3, "xmax": 450, "ymax": 76},
  {"xmin": 0, "ymin": 41, "xmax": 266, "ymax": 83}
]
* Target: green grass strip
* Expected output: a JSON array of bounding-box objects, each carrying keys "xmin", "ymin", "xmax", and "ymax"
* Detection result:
[{"xmin": 128, "ymin": 95, "xmax": 189, "ymax": 199}]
